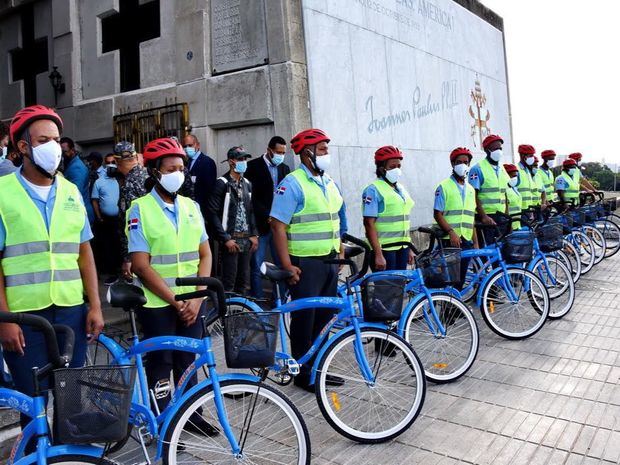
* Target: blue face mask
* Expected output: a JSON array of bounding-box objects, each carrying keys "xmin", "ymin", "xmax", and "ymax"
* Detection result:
[
  {"xmin": 271, "ymin": 154, "xmax": 285, "ymax": 166},
  {"xmin": 234, "ymin": 160, "xmax": 247, "ymax": 174},
  {"xmin": 184, "ymin": 147, "xmax": 197, "ymax": 159}
]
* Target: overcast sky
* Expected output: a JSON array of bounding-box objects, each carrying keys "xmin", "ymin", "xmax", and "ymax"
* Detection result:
[{"xmin": 479, "ymin": 0, "xmax": 620, "ymax": 167}]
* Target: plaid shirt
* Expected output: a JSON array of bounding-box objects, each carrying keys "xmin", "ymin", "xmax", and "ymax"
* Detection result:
[{"xmin": 119, "ymin": 165, "xmax": 148, "ymax": 260}]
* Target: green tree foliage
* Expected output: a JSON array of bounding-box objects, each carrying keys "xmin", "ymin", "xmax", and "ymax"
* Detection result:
[{"xmin": 581, "ymin": 162, "xmax": 616, "ymax": 191}]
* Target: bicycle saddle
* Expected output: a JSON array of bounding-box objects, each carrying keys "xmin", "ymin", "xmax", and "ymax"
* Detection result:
[
  {"xmin": 107, "ymin": 282, "xmax": 147, "ymax": 309},
  {"xmin": 343, "ymin": 243, "xmax": 364, "ymax": 259},
  {"xmin": 260, "ymin": 262, "xmax": 294, "ymax": 281}
]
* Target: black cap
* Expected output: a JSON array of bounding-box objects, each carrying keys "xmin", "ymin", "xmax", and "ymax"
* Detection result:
[
  {"xmin": 86, "ymin": 151, "xmax": 103, "ymax": 163},
  {"xmin": 226, "ymin": 146, "xmax": 252, "ymax": 160}
]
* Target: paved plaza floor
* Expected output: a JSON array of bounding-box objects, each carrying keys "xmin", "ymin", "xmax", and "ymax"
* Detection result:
[{"xmin": 110, "ymin": 254, "xmax": 619, "ymax": 465}]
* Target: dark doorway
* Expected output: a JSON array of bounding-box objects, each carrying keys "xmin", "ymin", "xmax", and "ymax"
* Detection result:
[{"xmin": 101, "ymin": 0, "xmax": 160, "ymax": 93}]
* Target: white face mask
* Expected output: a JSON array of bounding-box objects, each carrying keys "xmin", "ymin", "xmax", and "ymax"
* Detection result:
[
  {"xmin": 159, "ymin": 171, "xmax": 185, "ymax": 193},
  {"xmin": 577, "ymin": 161, "xmax": 582, "ymax": 167},
  {"xmin": 315, "ymin": 154, "xmax": 331, "ymax": 172},
  {"xmin": 568, "ymin": 168, "xmax": 577, "ymax": 176},
  {"xmin": 385, "ymin": 167, "xmax": 402, "ymax": 184},
  {"xmin": 546, "ymin": 159, "xmax": 555, "ymax": 168},
  {"xmin": 508, "ymin": 177, "xmax": 518, "ymax": 187},
  {"xmin": 271, "ymin": 154, "xmax": 285, "ymax": 166},
  {"xmin": 453, "ymin": 163, "xmax": 469, "ymax": 178},
  {"xmin": 1, "ymin": 146, "xmax": 7, "ymax": 160},
  {"xmin": 525, "ymin": 156, "xmax": 535, "ymax": 166},
  {"xmin": 489, "ymin": 149, "xmax": 502, "ymax": 163},
  {"xmin": 32, "ymin": 140, "xmax": 62, "ymax": 174}
]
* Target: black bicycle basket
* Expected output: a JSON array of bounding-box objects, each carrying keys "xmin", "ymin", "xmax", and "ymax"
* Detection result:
[
  {"xmin": 361, "ymin": 275, "xmax": 408, "ymax": 322},
  {"xmin": 559, "ymin": 214, "xmax": 573, "ymax": 234},
  {"xmin": 583, "ymin": 206, "xmax": 598, "ymax": 223},
  {"xmin": 54, "ymin": 365, "xmax": 135, "ymax": 444},
  {"xmin": 536, "ymin": 221, "xmax": 564, "ymax": 253},
  {"xmin": 570, "ymin": 209, "xmax": 586, "ymax": 227},
  {"xmin": 224, "ymin": 311, "xmax": 279, "ymax": 369},
  {"xmin": 604, "ymin": 197, "xmax": 617, "ymax": 214},
  {"xmin": 501, "ymin": 231, "xmax": 535, "ymax": 264},
  {"xmin": 418, "ymin": 247, "xmax": 461, "ymax": 288}
]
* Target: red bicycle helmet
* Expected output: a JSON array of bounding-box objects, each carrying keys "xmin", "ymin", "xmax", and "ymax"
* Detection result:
[
  {"xmin": 449, "ymin": 147, "xmax": 472, "ymax": 162},
  {"xmin": 503, "ymin": 163, "xmax": 518, "ymax": 174},
  {"xmin": 143, "ymin": 137, "xmax": 187, "ymax": 165},
  {"xmin": 568, "ymin": 152, "xmax": 583, "ymax": 161},
  {"xmin": 541, "ymin": 149, "xmax": 556, "ymax": 159},
  {"xmin": 290, "ymin": 129, "xmax": 330, "ymax": 154},
  {"xmin": 482, "ymin": 134, "xmax": 503, "ymax": 150},
  {"xmin": 563, "ymin": 159, "xmax": 578, "ymax": 168},
  {"xmin": 10, "ymin": 105, "xmax": 63, "ymax": 146},
  {"xmin": 374, "ymin": 145, "xmax": 403, "ymax": 163},
  {"xmin": 518, "ymin": 144, "xmax": 536, "ymax": 155}
]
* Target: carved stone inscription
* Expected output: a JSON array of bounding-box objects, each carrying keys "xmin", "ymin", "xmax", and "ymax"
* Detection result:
[{"xmin": 211, "ymin": 0, "xmax": 268, "ymax": 74}]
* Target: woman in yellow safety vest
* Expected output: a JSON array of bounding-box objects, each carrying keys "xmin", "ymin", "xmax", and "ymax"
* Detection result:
[
  {"xmin": 362, "ymin": 146, "xmax": 414, "ymax": 271},
  {"xmin": 126, "ymin": 137, "xmax": 218, "ymax": 436}
]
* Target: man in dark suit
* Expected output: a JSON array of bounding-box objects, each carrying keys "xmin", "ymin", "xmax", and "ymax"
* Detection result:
[
  {"xmin": 245, "ymin": 136, "xmax": 291, "ymax": 298},
  {"xmin": 182, "ymin": 134, "xmax": 217, "ymax": 220}
]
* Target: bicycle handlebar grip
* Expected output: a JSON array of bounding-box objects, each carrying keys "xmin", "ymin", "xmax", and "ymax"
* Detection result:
[
  {"xmin": 52, "ymin": 324, "xmax": 74, "ymax": 366},
  {"xmin": 175, "ymin": 277, "xmax": 227, "ymax": 319},
  {"xmin": 342, "ymin": 233, "xmax": 371, "ymax": 250}
]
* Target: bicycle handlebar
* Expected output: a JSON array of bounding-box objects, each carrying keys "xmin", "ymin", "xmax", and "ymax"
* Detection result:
[
  {"xmin": 341, "ymin": 233, "xmax": 371, "ymax": 279},
  {"xmin": 0, "ymin": 312, "xmax": 73, "ymax": 368},
  {"xmin": 175, "ymin": 277, "xmax": 227, "ymax": 321}
]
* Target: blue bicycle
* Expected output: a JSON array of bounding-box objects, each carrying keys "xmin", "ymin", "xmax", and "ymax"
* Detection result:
[
  {"xmin": 0, "ymin": 312, "xmax": 117, "ymax": 465},
  {"xmin": 255, "ymin": 248, "xmax": 426, "ymax": 444},
  {"xmin": 98, "ymin": 277, "xmax": 310, "ymax": 465}
]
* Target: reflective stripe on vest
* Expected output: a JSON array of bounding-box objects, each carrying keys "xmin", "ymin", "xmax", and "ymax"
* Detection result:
[
  {"xmin": 531, "ymin": 171, "xmax": 544, "ymax": 206},
  {"xmin": 517, "ymin": 166, "xmax": 535, "ymax": 209},
  {"xmin": 369, "ymin": 179, "xmax": 414, "ymax": 251},
  {"xmin": 131, "ymin": 194, "xmax": 204, "ymax": 308},
  {"xmin": 0, "ymin": 174, "xmax": 84, "ymax": 312},
  {"xmin": 506, "ymin": 186, "xmax": 522, "ymax": 230},
  {"xmin": 286, "ymin": 169, "xmax": 342, "ymax": 257},
  {"xmin": 476, "ymin": 158, "xmax": 509, "ymax": 214},
  {"xmin": 433, "ymin": 178, "xmax": 476, "ymax": 241},
  {"xmin": 557, "ymin": 172, "xmax": 580, "ymax": 201},
  {"xmin": 539, "ymin": 169, "xmax": 557, "ymax": 201}
]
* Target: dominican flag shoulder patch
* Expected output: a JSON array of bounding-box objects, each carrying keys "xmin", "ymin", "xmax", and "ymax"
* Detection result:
[
  {"xmin": 276, "ymin": 186, "xmax": 287, "ymax": 195},
  {"xmin": 128, "ymin": 218, "xmax": 139, "ymax": 230},
  {"xmin": 363, "ymin": 195, "xmax": 373, "ymax": 204}
]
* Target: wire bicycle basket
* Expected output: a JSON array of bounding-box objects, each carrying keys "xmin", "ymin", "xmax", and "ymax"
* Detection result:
[
  {"xmin": 417, "ymin": 247, "xmax": 461, "ymax": 288},
  {"xmin": 224, "ymin": 311, "xmax": 279, "ymax": 369},
  {"xmin": 536, "ymin": 221, "xmax": 564, "ymax": 253},
  {"xmin": 54, "ymin": 365, "xmax": 136, "ymax": 444},
  {"xmin": 501, "ymin": 231, "xmax": 535, "ymax": 264},
  {"xmin": 360, "ymin": 274, "xmax": 408, "ymax": 322}
]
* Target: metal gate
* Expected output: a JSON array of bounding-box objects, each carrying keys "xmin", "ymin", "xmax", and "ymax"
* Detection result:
[{"xmin": 113, "ymin": 102, "xmax": 190, "ymax": 152}]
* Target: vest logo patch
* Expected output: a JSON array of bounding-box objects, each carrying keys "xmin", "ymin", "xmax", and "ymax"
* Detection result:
[
  {"xmin": 63, "ymin": 196, "xmax": 80, "ymax": 212},
  {"xmin": 363, "ymin": 195, "xmax": 372, "ymax": 204},
  {"xmin": 276, "ymin": 186, "xmax": 287, "ymax": 195},
  {"xmin": 128, "ymin": 218, "xmax": 139, "ymax": 230}
]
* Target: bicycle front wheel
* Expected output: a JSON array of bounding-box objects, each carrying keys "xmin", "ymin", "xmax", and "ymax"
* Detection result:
[
  {"xmin": 568, "ymin": 231, "xmax": 594, "ymax": 274},
  {"xmin": 315, "ymin": 328, "xmax": 425, "ymax": 443},
  {"xmin": 402, "ymin": 292, "xmax": 479, "ymax": 383},
  {"xmin": 163, "ymin": 380, "xmax": 310, "ymax": 465},
  {"xmin": 532, "ymin": 256, "xmax": 575, "ymax": 319},
  {"xmin": 595, "ymin": 219, "xmax": 620, "ymax": 258},
  {"xmin": 583, "ymin": 225, "xmax": 606, "ymax": 264},
  {"xmin": 480, "ymin": 268, "xmax": 549, "ymax": 339},
  {"xmin": 558, "ymin": 244, "xmax": 581, "ymax": 283}
]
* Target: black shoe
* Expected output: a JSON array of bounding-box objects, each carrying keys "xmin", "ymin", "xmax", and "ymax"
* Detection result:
[
  {"xmin": 184, "ymin": 414, "xmax": 220, "ymax": 437},
  {"xmin": 325, "ymin": 374, "xmax": 345, "ymax": 387}
]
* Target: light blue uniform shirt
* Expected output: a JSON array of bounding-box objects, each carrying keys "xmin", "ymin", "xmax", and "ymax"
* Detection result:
[
  {"xmin": 270, "ymin": 164, "xmax": 348, "ymax": 236},
  {"xmin": 0, "ymin": 170, "xmax": 93, "ymax": 251},
  {"xmin": 433, "ymin": 176, "xmax": 467, "ymax": 212},
  {"xmin": 555, "ymin": 174, "xmax": 571, "ymax": 191},
  {"xmin": 468, "ymin": 159, "xmax": 501, "ymax": 190},
  {"xmin": 362, "ymin": 181, "xmax": 407, "ymax": 217},
  {"xmin": 92, "ymin": 174, "xmax": 120, "ymax": 217},
  {"xmin": 127, "ymin": 190, "xmax": 208, "ymax": 254}
]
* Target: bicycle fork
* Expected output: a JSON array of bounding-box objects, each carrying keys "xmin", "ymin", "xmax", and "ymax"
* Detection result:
[{"xmin": 351, "ymin": 319, "xmax": 378, "ymax": 386}]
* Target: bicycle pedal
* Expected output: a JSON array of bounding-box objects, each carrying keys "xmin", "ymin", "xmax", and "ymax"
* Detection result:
[{"xmin": 286, "ymin": 359, "xmax": 300, "ymax": 375}]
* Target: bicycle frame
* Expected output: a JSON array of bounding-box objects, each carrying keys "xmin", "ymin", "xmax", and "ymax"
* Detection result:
[
  {"xmin": 95, "ymin": 331, "xmax": 261, "ymax": 459},
  {"xmin": 0, "ymin": 388, "xmax": 104, "ymax": 465}
]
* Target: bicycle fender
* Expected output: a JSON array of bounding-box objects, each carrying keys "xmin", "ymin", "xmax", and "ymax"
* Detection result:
[
  {"xmin": 15, "ymin": 445, "xmax": 106, "ymax": 465},
  {"xmin": 156, "ymin": 373, "xmax": 260, "ymax": 458},
  {"xmin": 396, "ymin": 293, "xmax": 427, "ymax": 335},
  {"xmin": 309, "ymin": 322, "xmax": 387, "ymax": 386}
]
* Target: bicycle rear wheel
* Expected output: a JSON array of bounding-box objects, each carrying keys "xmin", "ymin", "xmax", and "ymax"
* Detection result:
[
  {"xmin": 163, "ymin": 380, "xmax": 310, "ymax": 465},
  {"xmin": 480, "ymin": 268, "xmax": 549, "ymax": 339},
  {"xmin": 559, "ymin": 242, "xmax": 581, "ymax": 283},
  {"xmin": 595, "ymin": 219, "xmax": 620, "ymax": 258},
  {"xmin": 315, "ymin": 328, "xmax": 425, "ymax": 443},
  {"xmin": 531, "ymin": 256, "xmax": 575, "ymax": 319},
  {"xmin": 402, "ymin": 292, "xmax": 479, "ymax": 383}
]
